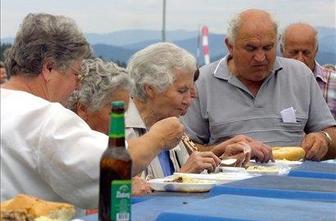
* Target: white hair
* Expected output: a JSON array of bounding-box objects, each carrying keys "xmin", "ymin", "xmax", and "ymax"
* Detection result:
[
  {"xmin": 67, "ymin": 58, "xmax": 132, "ymax": 112},
  {"xmin": 127, "ymin": 42, "xmax": 197, "ymax": 101}
]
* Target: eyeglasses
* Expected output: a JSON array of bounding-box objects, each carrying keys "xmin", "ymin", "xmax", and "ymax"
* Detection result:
[{"xmin": 69, "ymin": 66, "xmax": 85, "ymax": 82}]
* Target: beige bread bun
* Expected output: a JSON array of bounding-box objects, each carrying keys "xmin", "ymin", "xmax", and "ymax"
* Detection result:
[
  {"xmin": 0, "ymin": 194, "xmax": 75, "ymax": 221},
  {"xmin": 272, "ymin": 147, "xmax": 306, "ymax": 161}
]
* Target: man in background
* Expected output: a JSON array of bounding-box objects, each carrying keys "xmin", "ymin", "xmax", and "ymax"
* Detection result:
[{"xmin": 281, "ymin": 23, "xmax": 336, "ymax": 118}]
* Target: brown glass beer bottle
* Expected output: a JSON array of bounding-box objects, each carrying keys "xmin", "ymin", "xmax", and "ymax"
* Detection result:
[{"xmin": 99, "ymin": 101, "xmax": 132, "ymax": 221}]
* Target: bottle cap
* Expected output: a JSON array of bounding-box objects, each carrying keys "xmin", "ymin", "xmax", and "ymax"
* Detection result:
[{"xmin": 112, "ymin": 101, "xmax": 125, "ymax": 108}]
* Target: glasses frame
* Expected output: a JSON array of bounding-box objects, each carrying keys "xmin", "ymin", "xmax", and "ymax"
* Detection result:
[{"xmin": 68, "ymin": 66, "xmax": 85, "ymax": 82}]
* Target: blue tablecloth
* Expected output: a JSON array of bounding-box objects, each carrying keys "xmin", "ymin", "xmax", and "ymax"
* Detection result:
[
  {"xmin": 81, "ymin": 194, "xmax": 336, "ymax": 221},
  {"xmin": 288, "ymin": 161, "xmax": 336, "ymax": 179},
  {"xmin": 156, "ymin": 194, "xmax": 336, "ymax": 221},
  {"xmin": 80, "ymin": 195, "xmax": 207, "ymax": 221},
  {"xmin": 209, "ymin": 175, "xmax": 336, "ymax": 201},
  {"xmin": 80, "ymin": 163, "xmax": 336, "ymax": 221}
]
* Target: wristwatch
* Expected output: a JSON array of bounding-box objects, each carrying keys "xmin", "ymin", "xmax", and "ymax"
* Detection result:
[{"xmin": 321, "ymin": 131, "xmax": 332, "ymax": 145}]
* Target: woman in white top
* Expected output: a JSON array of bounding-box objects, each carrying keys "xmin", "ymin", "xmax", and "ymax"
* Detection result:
[{"xmin": 0, "ymin": 13, "xmax": 183, "ymax": 209}]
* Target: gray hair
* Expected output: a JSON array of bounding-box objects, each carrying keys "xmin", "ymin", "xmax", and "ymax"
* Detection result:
[
  {"xmin": 67, "ymin": 58, "xmax": 132, "ymax": 112},
  {"xmin": 226, "ymin": 11, "xmax": 278, "ymax": 43},
  {"xmin": 4, "ymin": 13, "xmax": 92, "ymax": 77},
  {"xmin": 280, "ymin": 23, "xmax": 318, "ymax": 49},
  {"xmin": 127, "ymin": 42, "xmax": 197, "ymax": 101}
]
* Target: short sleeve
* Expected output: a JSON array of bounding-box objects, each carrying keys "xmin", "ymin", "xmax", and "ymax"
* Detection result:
[
  {"xmin": 181, "ymin": 86, "xmax": 210, "ymax": 144},
  {"xmin": 305, "ymin": 74, "xmax": 336, "ymax": 132}
]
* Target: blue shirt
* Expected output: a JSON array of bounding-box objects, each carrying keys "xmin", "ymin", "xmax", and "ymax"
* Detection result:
[{"xmin": 158, "ymin": 150, "xmax": 174, "ymax": 177}]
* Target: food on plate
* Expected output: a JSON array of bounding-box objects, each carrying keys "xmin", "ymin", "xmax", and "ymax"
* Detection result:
[
  {"xmin": 0, "ymin": 210, "xmax": 34, "ymax": 221},
  {"xmin": 0, "ymin": 194, "xmax": 75, "ymax": 221},
  {"xmin": 165, "ymin": 176, "xmax": 184, "ymax": 183},
  {"xmin": 272, "ymin": 147, "xmax": 305, "ymax": 161},
  {"xmin": 149, "ymin": 175, "xmax": 216, "ymax": 193},
  {"xmin": 164, "ymin": 175, "xmax": 208, "ymax": 184},
  {"xmin": 246, "ymin": 165, "xmax": 280, "ymax": 174}
]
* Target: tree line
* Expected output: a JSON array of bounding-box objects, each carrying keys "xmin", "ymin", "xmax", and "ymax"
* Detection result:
[{"xmin": 1, "ymin": 43, "xmax": 12, "ymax": 61}]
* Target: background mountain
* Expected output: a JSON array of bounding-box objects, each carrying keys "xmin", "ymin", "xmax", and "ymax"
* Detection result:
[
  {"xmin": 2, "ymin": 27, "xmax": 335, "ymax": 66},
  {"xmin": 86, "ymin": 30, "xmax": 198, "ymax": 46},
  {"xmin": 88, "ymin": 27, "xmax": 335, "ymax": 66}
]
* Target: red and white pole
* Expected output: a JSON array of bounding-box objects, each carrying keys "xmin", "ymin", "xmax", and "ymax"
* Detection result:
[{"xmin": 201, "ymin": 26, "xmax": 210, "ymax": 65}]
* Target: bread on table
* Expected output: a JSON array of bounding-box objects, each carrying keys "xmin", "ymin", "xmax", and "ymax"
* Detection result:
[
  {"xmin": 272, "ymin": 146, "xmax": 306, "ymax": 161},
  {"xmin": 0, "ymin": 194, "xmax": 75, "ymax": 221}
]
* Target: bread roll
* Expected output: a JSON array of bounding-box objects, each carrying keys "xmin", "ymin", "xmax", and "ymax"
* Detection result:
[
  {"xmin": 0, "ymin": 194, "xmax": 75, "ymax": 221},
  {"xmin": 272, "ymin": 147, "xmax": 305, "ymax": 161}
]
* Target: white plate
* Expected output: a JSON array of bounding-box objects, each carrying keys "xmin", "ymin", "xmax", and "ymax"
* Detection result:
[
  {"xmin": 246, "ymin": 161, "xmax": 291, "ymax": 175},
  {"xmin": 219, "ymin": 166, "xmax": 247, "ymax": 173},
  {"xmin": 172, "ymin": 172, "xmax": 256, "ymax": 185},
  {"xmin": 322, "ymin": 159, "xmax": 336, "ymax": 164},
  {"xmin": 246, "ymin": 165, "xmax": 282, "ymax": 175},
  {"xmin": 148, "ymin": 177, "xmax": 216, "ymax": 193},
  {"xmin": 274, "ymin": 160, "xmax": 303, "ymax": 167}
]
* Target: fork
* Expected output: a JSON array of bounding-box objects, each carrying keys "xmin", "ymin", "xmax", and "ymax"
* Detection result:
[{"xmin": 181, "ymin": 133, "xmax": 198, "ymax": 153}]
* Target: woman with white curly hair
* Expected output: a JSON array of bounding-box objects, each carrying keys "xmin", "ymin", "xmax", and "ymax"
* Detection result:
[
  {"xmin": 67, "ymin": 58, "xmax": 152, "ymax": 196},
  {"xmin": 67, "ymin": 58, "xmax": 131, "ymax": 133}
]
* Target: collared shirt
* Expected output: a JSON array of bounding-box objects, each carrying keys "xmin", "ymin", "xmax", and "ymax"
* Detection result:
[
  {"xmin": 314, "ymin": 62, "xmax": 336, "ymax": 119},
  {"xmin": 182, "ymin": 56, "xmax": 336, "ymax": 147},
  {"xmin": 125, "ymin": 99, "xmax": 189, "ymax": 179},
  {"xmin": 157, "ymin": 151, "xmax": 174, "ymax": 177}
]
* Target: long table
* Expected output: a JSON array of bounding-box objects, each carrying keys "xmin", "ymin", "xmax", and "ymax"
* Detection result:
[
  {"xmin": 288, "ymin": 161, "xmax": 336, "ymax": 179},
  {"xmin": 82, "ymin": 193, "xmax": 336, "ymax": 221},
  {"xmin": 154, "ymin": 194, "xmax": 335, "ymax": 221},
  {"xmin": 209, "ymin": 175, "xmax": 336, "ymax": 201},
  {"xmin": 80, "ymin": 161, "xmax": 336, "ymax": 221}
]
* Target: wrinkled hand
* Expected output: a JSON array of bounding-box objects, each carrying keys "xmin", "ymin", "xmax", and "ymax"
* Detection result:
[
  {"xmin": 301, "ymin": 132, "xmax": 328, "ymax": 161},
  {"xmin": 132, "ymin": 176, "xmax": 152, "ymax": 196},
  {"xmin": 180, "ymin": 151, "xmax": 221, "ymax": 173},
  {"xmin": 149, "ymin": 117, "xmax": 184, "ymax": 150},
  {"xmin": 220, "ymin": 142, "xmax": 251, "ymax": 167},
  {"xmin": 212, "ymin": 135, "xmax": 253, "ymax": 156},
  {"xmin": 249, "ymin": 140, "xmax": 273, "ymax": 163},
  {"xmin": 212, "ymin": 135, "xmax": 272, "ymax": 163}
]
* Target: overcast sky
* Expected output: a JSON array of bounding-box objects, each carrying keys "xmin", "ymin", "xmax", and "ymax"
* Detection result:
[{"xmin": 1, "ymin": 0, "xmax": 335, "ymax": 38}]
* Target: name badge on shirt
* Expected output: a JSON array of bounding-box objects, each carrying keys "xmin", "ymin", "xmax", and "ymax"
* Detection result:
[{"xmin": 280, "ymin": 107, "xmax": 297, "ymax": 123}]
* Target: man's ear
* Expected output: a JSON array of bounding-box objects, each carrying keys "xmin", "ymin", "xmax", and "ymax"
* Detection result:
[
  {"xmin": 225, "ymin": 38, "xmax": 234, "ymax": 55},
  {"xmin": 144, "ymin": 84, "xmax": 156, "ymax": 99},
  {"xmin": 41, "ymin": 61, "xmax": 54, "ymax": 82},
  {"xmin": 76, "ymin": 103, "xmax": 88, "ymax": 122}
]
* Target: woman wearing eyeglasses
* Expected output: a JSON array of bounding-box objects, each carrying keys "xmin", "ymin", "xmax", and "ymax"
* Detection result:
[{"xmin": 0, "ymin": 13, "xmax": 184, "ymax": 210}]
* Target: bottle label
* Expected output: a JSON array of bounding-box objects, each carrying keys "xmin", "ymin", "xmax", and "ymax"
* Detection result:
[
  {"xmin": 109, "ymin": 113, "xmax": 125, "ymax": 138},
  {"xmin": 111, "ymin": 180, "xmax": 131, "ymax": 221}
]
